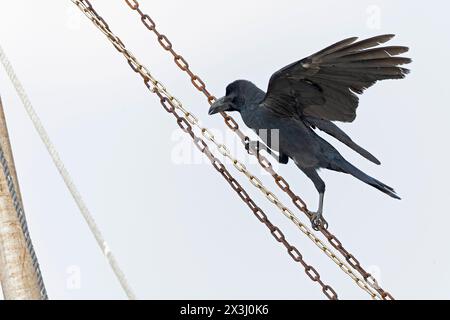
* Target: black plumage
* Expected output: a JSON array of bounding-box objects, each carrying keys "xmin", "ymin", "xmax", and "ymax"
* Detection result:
[{"xmin": 208, "ymin": 34, "xmax": 411, "ymax": 228}]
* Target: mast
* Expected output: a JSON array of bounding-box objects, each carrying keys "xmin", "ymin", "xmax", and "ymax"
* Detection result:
[{"xmin": 0, "ymin": 96, "xmax": 43, "ymax": 299}]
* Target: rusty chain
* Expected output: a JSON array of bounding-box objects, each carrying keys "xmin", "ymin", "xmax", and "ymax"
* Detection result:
[
  {"xmin": 71, "ymin": 0, "xmax": 339, "ymax": 300},
  {"xmin": 122, "ymin": 0, "xmax": 394, "ymax": 300},
  {"xmin": 72, "ymin": 0, "xmax": 380, "ymax": 299}
]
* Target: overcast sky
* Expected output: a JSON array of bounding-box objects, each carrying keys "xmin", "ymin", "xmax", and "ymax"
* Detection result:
[{"xmin": 0, "ymin": 0, "xmax": 449, "ymax": 300}]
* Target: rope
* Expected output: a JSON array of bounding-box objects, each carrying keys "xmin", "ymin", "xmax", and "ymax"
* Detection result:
[
  {"xmin": 0, "ymin": 143, "xmax": 48, "ymax": 299},
  {"xmin": 0, "ymin": 44, "xmax": 136, "ymax": 300}
]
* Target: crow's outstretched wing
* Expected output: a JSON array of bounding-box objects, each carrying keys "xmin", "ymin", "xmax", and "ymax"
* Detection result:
[{"xmin": 262, "ymin": 34, "xmax": 411, "ymax": 122}]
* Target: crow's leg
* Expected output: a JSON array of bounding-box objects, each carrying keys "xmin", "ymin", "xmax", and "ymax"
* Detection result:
[
  {"xmin": 245, "ymin": 139, "xmax": 289, "ymax": 164},
  {"xmin": 299, "ymin": 167, "xmax": 328, "ymax": 230}
]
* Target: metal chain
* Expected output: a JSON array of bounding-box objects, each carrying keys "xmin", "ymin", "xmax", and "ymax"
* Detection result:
[
  {"xmin": 73, "ymin": 0, "xmax": 379, "ymax": 300},
  {"xmin": 74, "ymin": 0, "xmax": 381, "ymax": 300},
  {"xmin": 122, "ymin": 0, "xmax": 394, "ymax": 300},
  {"xmin": 207, "ymin": 137, "xmax": 380, "ymax": 299},
  {"xmin": 200, "ymin": 136, "xmax": 380, "ymax": 299},
  {"xmin": 71, "ymin": 0, "xmax": 338, "ymax": 300},
  {"xmin": 0, "ymin": 143, "xmax": 48, "ymax": 299}
]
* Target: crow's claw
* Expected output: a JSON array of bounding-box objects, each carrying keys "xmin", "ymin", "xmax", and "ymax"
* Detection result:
[
  {"xmin": 245, "ymin": 140, "xmax": 260, "ymax": 155},
  {"xmin": 244, "ymin": 139, "xmax": 250, "ymax": 153},
  {"xmin": 309, "ymin": 211, "xmax": 328, "ymax": 231}
]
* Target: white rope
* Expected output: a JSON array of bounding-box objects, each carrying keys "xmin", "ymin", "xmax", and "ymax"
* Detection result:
[{"xmin": 0, "ymin": 44, "xmax": 136, "ymax": 300}]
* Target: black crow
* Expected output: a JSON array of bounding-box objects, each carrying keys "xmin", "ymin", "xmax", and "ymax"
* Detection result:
[{"xmin": 208, "ymin": 34, "xmax": 410, "ymax": 228}]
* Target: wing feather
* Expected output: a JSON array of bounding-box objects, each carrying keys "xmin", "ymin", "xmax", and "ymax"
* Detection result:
[
  {"xmin": 320, "ymin": 34, "xmax": 396, "ymax": 60},
  {"xmin": 262, "ymin": 34, "xmax": 411, "ymax": 122}
]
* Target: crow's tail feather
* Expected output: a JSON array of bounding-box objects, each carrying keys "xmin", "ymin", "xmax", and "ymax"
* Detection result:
[{"xmin": 335, "ymin": 160, "xmax": 401, "ymax": 200}]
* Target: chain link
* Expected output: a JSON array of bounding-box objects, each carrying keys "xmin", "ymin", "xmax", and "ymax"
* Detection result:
[
  {"xmin": 0, "ymin": 143, "xmax": 48, "ymax": 299},
  {"xmin": 72, "ymin": 0, "xmax": 338, "ymax": 300},
  {"xmin": 122, "ymin": 0, "xmax": 394, "ymax": 300}
]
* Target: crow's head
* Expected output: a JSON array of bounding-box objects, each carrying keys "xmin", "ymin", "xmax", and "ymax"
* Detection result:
[{"xmin": 208, "ymin": 80, "xmax": 262, "ymax": 115}]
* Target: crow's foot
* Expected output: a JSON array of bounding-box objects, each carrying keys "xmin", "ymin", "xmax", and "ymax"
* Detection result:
[
  {"xmin": 244, "ymin": 139, "xmax": 262, "ymax": 154},
  {"xmin": 309, "ymin": 210, "xmax": 328, "ymax": 231}
]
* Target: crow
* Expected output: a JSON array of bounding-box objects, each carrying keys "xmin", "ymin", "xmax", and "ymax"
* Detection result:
[{"xmin": 208, "ymin": 34, "xmax": 411, "ymax": 228}]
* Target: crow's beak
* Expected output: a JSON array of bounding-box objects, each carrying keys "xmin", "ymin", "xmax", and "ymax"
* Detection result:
[{"xmin": 208, "ymin": 97, "xmax": 229, "ymax": 115}]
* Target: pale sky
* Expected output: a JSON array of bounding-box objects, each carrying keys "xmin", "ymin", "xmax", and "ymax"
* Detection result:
[{"xmin": 0, "ymin": 0, "xmax": 449, "ymax": 299}]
